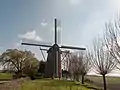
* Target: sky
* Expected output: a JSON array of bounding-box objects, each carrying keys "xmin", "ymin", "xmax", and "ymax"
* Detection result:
[{"xmin": 0, "ymin": 0, "xmax": 120, "ymax": 61}]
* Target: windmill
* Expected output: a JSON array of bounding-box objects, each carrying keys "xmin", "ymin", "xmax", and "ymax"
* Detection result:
[{"xmin": 21, "ymin": 19, "xmax": 86, "ymax": 78}]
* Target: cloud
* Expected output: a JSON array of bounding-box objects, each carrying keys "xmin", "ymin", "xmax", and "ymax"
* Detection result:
[
  {"xmin": 109, "ymin": 0, "xmax": 120, "ymax": 11},
  {"xmin": 18, "ymin": 30, "xmax": 42, "ymax": 42},
  {"xmin": 69, "ymin": 0, "xmax": 80, "ymax": 5},
  {"xmin": 14, "ymin": 40, "xmax": 22, "ymax": 48},
  {"xmin": 40, "ymin": 20, "xmax": 47, "ymax": 27}
]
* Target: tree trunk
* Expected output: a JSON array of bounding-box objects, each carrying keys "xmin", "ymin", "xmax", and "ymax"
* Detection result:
[
  {"xmin": 103, "ymin": 74, "xmax": 106, "ymax": 90},
  {"xmin": 74, "ymin": 74, "xmax": 75, "ymax": 81},
  {"xmin": 82, "ymin": 74, "xmax": 84, "ymax": 84},
  {"xmin": 51, "ymin": 73, "xmax": 54, "ymax": 79},
  {"xmin": 76, "ymin": 74, "xmax": 79, "ymax": 82},
  {"xmin": 65, "ymin": 74, "xmax": 67, "ymax": 80},
  {"xmin": 70, "ymin": 74, "xmax": 72, "ymax": 81}
]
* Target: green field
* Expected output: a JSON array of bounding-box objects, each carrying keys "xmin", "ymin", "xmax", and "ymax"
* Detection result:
[{"xmin": 0, "ymin": 73, "xmax": 12, "ymax": 80}]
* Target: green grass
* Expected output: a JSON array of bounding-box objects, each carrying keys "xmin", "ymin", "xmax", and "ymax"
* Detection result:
[
  {"xmin": 0, "ymin": 73, "xmax": 13, "ymax": 80},
  {"xmin": 20, "ymin": 79, "xmax": 97, "ymax": 90}
]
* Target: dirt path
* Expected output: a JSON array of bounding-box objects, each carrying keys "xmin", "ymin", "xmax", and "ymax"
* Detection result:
[{"xmin": 0, "ymin": 78, "xmax": 29, "ymax": 90}]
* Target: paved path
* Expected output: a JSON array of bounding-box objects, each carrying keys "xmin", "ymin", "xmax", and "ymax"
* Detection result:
[
  {"xmin": 91, "ymin": 82, "xmax": 120, "ymax": 90},
  {"xmin": 0, "ymin": 81, "xmax": 10, "ymax": 84}
]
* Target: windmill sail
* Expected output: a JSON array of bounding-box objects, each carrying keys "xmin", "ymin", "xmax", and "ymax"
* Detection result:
[
  {"xmin": 60, "ymin": 45, "xmax": 86, "ymax": 50},
  {"xmin": 57, "ymin": 20, "xmax": 62, "ymax": 45},
  {"xmin": 22, "ymin": 38, "xmax": 52, "ymax": 45},
  {"xmin": 21, "ymin": 43, "xmax": 52, "ymax": 47}
]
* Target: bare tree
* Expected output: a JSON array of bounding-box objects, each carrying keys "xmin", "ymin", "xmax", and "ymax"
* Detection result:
[
  {"xmin": 79, "ymin": 52, "xmax": 91, "ymax": 84},
  {"xmin": 104, "ymin": 21, "xmax": 120, "ymax": 69},
  {"xmin": 91, "ymin": 39, "xmax": 116, "ymax": 90},
  {"xmin": 68, "ymin": 52, "xmax": 91, "ymax": 83},
  {"xmin": 68, "ymin": 53, "xmax": 79, "ymax": 81}
]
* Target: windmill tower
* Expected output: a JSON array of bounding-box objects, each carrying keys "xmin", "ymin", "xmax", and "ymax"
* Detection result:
[{"xmin": 44, "ymin": 19, "xmax": 61, "ymax": 78}]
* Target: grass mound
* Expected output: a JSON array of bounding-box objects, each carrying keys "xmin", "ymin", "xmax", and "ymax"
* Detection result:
[{"xmin": 21, "ymin": 79, "xmax": 98, "ymax": 90}]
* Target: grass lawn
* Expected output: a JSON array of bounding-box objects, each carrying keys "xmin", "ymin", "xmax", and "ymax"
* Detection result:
[
  {"xmin": 0, "ymin": 73, "xmax": 13, "ymax": 81},
  {"xmin": 20, "ymin": 79, "xmax": 98, "ymax": 90}
]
